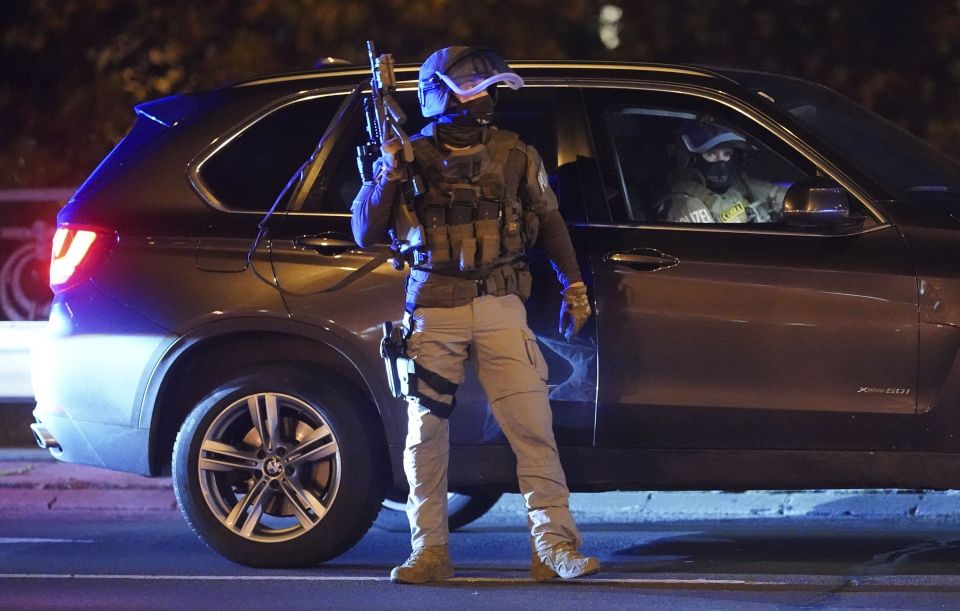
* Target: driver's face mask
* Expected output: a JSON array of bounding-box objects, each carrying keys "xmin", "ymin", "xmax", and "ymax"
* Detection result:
[{"xmin": 697, "ymin": 148, "xmax": 738, "ymax": 193}]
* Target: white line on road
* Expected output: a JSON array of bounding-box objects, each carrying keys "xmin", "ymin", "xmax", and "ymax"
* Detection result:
[
  {"xmin": 0, "ymin": 574, "xmax": 855, "ymax": 586},
  {"xmin": 1, "ymin": 573, "xmax": 959, "ymax": 590},
  {"xmin": 0, "ymin": 538, "xmax": 93, "ymax": 544},
  {"xmin": 0, "ymin": 574, "xmax": 391, "ymax": 582}
]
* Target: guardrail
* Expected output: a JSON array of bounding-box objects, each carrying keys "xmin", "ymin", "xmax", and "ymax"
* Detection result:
[{"xmin": 0, "ymin": 188, "xmax": 72, "ymax": 321}]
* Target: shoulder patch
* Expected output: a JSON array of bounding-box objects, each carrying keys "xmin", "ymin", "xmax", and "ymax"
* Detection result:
[{"xmin": 536, "ymin": 160, "xmax": 549, "ymax": 195}]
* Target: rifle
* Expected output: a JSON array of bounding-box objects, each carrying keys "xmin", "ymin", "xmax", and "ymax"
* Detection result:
[{"xmin": 356, "ymin": 41, "xmax": 424, "ymax": 270}]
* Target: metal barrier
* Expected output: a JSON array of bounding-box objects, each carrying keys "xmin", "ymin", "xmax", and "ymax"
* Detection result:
[{"xmin": 0, "ymin": 188, "xmax": 72, "ymax": 322}]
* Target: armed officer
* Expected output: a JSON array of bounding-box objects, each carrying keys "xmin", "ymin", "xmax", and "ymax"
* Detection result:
[
  {"xmin": 352, "ymin": 46, "xmax": 598, "ymax": 584},
  {"xmin": 665, "ymin": 123, "xmax": 787, "ymax": 223}
]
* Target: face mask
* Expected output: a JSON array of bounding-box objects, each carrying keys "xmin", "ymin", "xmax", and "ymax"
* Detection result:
[
  {"xmin": 436, "ymin": 95, "xmax": 495, "ymax": 147},
  {"xmin": 440, "ymin": 95, "xmax": 495, "ymax": 126},
  {"xmin": 699, "ymin": 159, "xmax": 737, "ymax": 193},
  {"xmin": 459, "ymin": 96, "xmax": 495, "ymax": 124}
]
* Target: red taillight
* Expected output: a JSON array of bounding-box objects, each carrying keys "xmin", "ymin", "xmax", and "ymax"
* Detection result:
[{"xmin": 49, "ymin": 225, "xmax": 116, "ymax": 294}]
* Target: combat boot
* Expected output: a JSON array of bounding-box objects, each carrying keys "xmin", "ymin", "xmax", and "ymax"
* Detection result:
[
  {"xmin": 531, "ymin": 542, "xmax": 600, "ymax": 581},
  {"xmin": 390, "ymin": 545, "xmax": 455, "ymax": 584}
]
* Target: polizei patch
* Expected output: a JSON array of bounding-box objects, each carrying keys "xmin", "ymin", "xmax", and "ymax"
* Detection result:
[{"xmin": 537, "ymin": 162, "xmax": 549, "ymax": 194}]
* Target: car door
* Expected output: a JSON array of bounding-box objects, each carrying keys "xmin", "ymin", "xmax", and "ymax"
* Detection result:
[
  {"xmin": 267, "ymin": 85, "xmax": 597, "ymax": 446},
  {"xmin": 580, "ymin": 86, "xmax": 920, "ymax": 451}
]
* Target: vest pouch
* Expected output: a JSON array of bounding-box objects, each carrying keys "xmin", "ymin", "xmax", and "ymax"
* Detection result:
[
  {"xmin": 474, "ymin": 218, "xmax": 501, "ymax": 266},
  {"xmin": 446, "ymin": 223, "xmax": 474, "ymax": 269},
  {"xmin": 424, "ymin": 225, "xmax": 452, "ymax": 264},
  {"xmin": 459, "ymin": 237, "xmax": 476, "ymax": 271},
  {"xmin": 502, "ymin": 211, "xmax": 523, "ymax": 255},
  {"xmin": 522, "ymin": 210, "xmax": 540, "ymax": 248}
]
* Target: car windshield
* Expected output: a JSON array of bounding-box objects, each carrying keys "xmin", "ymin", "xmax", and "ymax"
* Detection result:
[{"xmin": 727, "ymin": 70, "xmax": 960, "ymax": 200}]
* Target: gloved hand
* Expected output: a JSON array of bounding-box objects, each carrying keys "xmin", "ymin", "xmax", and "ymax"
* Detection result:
[
  {"xmin": 745, "ymin": 200, "xmax": 771, "ymax": 223},
  {"xmin": 559, "ymin": 282, "xmax": 591, "ymax": 342},
  {"xmin": 379, "ymin": 138, "xmax": 405, "ymax": 181}
]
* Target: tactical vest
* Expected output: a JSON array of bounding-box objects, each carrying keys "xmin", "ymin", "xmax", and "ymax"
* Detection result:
[
  {"xmin": 406, "ymin": 129, "xmax": 537, "ymax": 274},
  {"xmin": 669, "ymin": 171, "xmax": 760, "ymax": 224}
]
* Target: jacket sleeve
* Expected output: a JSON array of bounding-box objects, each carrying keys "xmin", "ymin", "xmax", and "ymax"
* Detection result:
[
  {"xmin": 744, "ymin": 176, "xmax": 788, "ymax": 214},
  {"xmin": 350, "ymin": 158, "xmax": 401, "ymax": 248},
  {"xmin": 518, "ymin": 145, "xmax": 583, "ymax": 289}
]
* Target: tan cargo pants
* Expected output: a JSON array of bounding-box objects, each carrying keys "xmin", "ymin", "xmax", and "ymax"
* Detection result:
[{"xmin": 403, "ymin": 293, "xmax": 582, "ymax": 553}]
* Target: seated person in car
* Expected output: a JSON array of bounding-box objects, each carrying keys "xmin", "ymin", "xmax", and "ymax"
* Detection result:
[{"xmin": 664, "ymin": 123, "xmax": 787, "ymax": 223}]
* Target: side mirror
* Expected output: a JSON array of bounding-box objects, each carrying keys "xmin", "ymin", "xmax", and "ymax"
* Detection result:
[{"xmin": 782, "ymin": 176, "xmax": 865, "ymax": 233}]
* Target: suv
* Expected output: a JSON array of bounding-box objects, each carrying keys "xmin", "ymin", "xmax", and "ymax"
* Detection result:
[{"xmin": 30, "ymin": 61, "xmax": 960, "ymax": 567}]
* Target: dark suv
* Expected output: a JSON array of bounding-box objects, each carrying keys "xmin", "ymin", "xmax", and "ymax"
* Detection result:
[{"xmin": 30, "ymin": 61, "xmax": 960, "ymax": 567}]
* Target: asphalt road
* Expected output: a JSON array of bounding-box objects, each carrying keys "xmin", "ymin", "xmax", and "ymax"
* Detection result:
[{"xmin": 5, "ymin": 510, "xmax": 960, "ymax": 609}]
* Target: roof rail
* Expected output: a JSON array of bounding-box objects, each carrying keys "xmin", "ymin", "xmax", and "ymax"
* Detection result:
[{"xmin": 231, "ymin": 60, "xmax": 738, "ymax": 89}]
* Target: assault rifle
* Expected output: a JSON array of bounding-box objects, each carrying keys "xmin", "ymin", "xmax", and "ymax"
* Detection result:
[{"xmin": 356, "ymin": 41, "xmax": 424, "ymax": 270}]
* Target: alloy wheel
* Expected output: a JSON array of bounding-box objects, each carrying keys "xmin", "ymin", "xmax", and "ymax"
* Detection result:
[{"xmin": 197, "ymin": 392, "xmax": 341, "ymax": 543}]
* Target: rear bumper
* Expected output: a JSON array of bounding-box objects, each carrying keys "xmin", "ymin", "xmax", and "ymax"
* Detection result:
[
  {"xmin": 29, "ymin": 282, "xmax": 176, "ymax": 475},
  {"xmin": 30, "ymin": 408, "xmax": 152, "ymax": 474}
]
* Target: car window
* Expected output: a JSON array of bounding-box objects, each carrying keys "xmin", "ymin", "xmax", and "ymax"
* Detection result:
[
  {"xmin": 301, "ymin": 89, "xmax": 561, "ymax": 215},
  {"xmin": 198, "ymin": 93, "xmax": 345, "ymax": 212},
  {"xmin": 729, "ymin": 70, "xmax": 960, "ymax": 200},
  {"xmin": 300, "ymin": 91, "xmax": 426, "ymax": 214},
  {"xmin": 601, "ymin": 105, "xmax": 809, "ymax": 225}
]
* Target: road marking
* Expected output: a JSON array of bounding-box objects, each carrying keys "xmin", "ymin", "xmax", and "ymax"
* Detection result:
[
  {"xmin": 0, "ymin": 575, "xmax": 390, "ymax": 581},
  {"xmin": 1, "ymin": 573, "xmax": 960, "ymax": 592},
  {"xmin": 0, "ymin": 538, "xmax": 93, "ymax": 544}
]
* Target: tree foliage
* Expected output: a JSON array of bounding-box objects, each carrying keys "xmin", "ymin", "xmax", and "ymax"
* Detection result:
[{"xmin": 2, "ymin": 0, "xmax": 959, "ymax": 187}]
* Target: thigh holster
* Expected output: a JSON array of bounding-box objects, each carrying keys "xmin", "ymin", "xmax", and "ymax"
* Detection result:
[{"xmin": 380, "ymin": 319, "xmax": 459, "ymax": 418}]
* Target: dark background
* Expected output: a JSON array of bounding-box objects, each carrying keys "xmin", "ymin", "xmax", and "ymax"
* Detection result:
[{"xmin": 2, "ymin": 0, "xmax": 960, "ymax": 189}]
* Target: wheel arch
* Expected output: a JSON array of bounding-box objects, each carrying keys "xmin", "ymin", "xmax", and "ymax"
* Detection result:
[{"xmin": 142, "ymin": 318, "xmax": 400, "ymax": 476}]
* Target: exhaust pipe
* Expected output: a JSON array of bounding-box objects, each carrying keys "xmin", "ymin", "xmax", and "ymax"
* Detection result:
[{"xmin": 29, "ymin": 423, "xmax": 60, "ymax": 450}]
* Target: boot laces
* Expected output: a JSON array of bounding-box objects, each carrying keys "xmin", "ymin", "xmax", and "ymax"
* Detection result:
[{"xmin": 402, "ymin": 546, "xmax": 439, "ymax": 567}]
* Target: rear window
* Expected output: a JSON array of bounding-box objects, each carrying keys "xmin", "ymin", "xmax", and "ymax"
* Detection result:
[
  {"xmin": 300, "ymin": 91, "xmax": 559, "ymax": 215},
  {"xmin": 197, "ymin": 93, "xmax": 345, "ymax": 211}
]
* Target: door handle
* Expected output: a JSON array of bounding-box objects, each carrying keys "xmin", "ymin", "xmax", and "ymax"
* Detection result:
[
  {"xmin": 604, "ymin": 249, "xmax": 679, "ymax": 271},
  {"xmin": 294, "ymin": 235, "xmax": 355, "ymax": 256}
]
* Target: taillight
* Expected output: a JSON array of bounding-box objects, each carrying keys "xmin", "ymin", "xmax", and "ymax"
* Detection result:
[{"xmin": 49, "ymin": 224, "xmax": 117, "ymax": 294}]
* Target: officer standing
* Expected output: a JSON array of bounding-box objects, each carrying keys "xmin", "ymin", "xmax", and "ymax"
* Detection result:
[
  {"xmin": 352, "ymin": 46, "xmax": 598, "ymax": 584},
  {"xmin": 665, "ymin": 123, "xmax": 787, "ymax": 223}
]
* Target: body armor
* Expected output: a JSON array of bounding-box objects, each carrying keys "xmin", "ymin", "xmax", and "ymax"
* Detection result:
[
  {"xmin": 666, "ymin": 170, "xmax": 786, "ymax": 224},
  {"xmin": 405, "ymin": 128, "xmax": 538, "ymax": 275}
]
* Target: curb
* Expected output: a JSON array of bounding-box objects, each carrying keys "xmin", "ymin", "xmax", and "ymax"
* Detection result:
[
  {"xmin": 5, "ymin": 450, "xmax": 960, "ymax": 521},
  {"xmin": 0, "ymin": 450, "xmax": 177, "ymax": 516}
]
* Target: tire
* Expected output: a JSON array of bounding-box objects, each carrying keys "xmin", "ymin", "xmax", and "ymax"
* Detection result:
[
  {"xmin": 375, "ymin": 489, "xmax": 502, "ymax": 532},
  {"xmin": 172, "ymin": 365, "xmax": 384, "ymax": 567}
]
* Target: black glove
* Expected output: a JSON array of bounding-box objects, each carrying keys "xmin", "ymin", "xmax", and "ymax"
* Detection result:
[{"xmin": 559, "ymin": 283, "xmax": 591, "ymax": 342}]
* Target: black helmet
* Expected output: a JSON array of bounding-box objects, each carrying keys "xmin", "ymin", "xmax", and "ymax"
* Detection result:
[{"xmin": 418, "ymin": 46, "xmax": 524, "ymax": 118}]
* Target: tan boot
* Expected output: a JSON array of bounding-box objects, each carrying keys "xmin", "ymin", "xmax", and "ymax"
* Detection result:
[
  {"xmin": 532, "ymin": 542, "xmax": 600, "ymax": 581},
  {"xmin": 390, "ymin": 545, "xmax": 455, "ymax": 584},
  {"xmin": 531, "ymin": 549, "xmax": 559, "ymax": 581}
]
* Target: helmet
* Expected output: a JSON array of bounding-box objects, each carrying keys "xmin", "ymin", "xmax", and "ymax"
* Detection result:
[
  {"xmin": 417, "ymin": 46, "xmax": 525, "ymax": 118},
  {"xmin": 681, "ymin": 123, "xmax": 746, "ymax": 154}
]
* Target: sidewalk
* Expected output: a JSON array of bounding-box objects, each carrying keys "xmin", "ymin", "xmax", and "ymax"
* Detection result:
[
  {"xmin": 0, "ymin": 449, "xmax": 177, "ymax": 515},
  {"xmin": 5, "ymin": 448, "xmax": 960, "ymax": 521}
]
